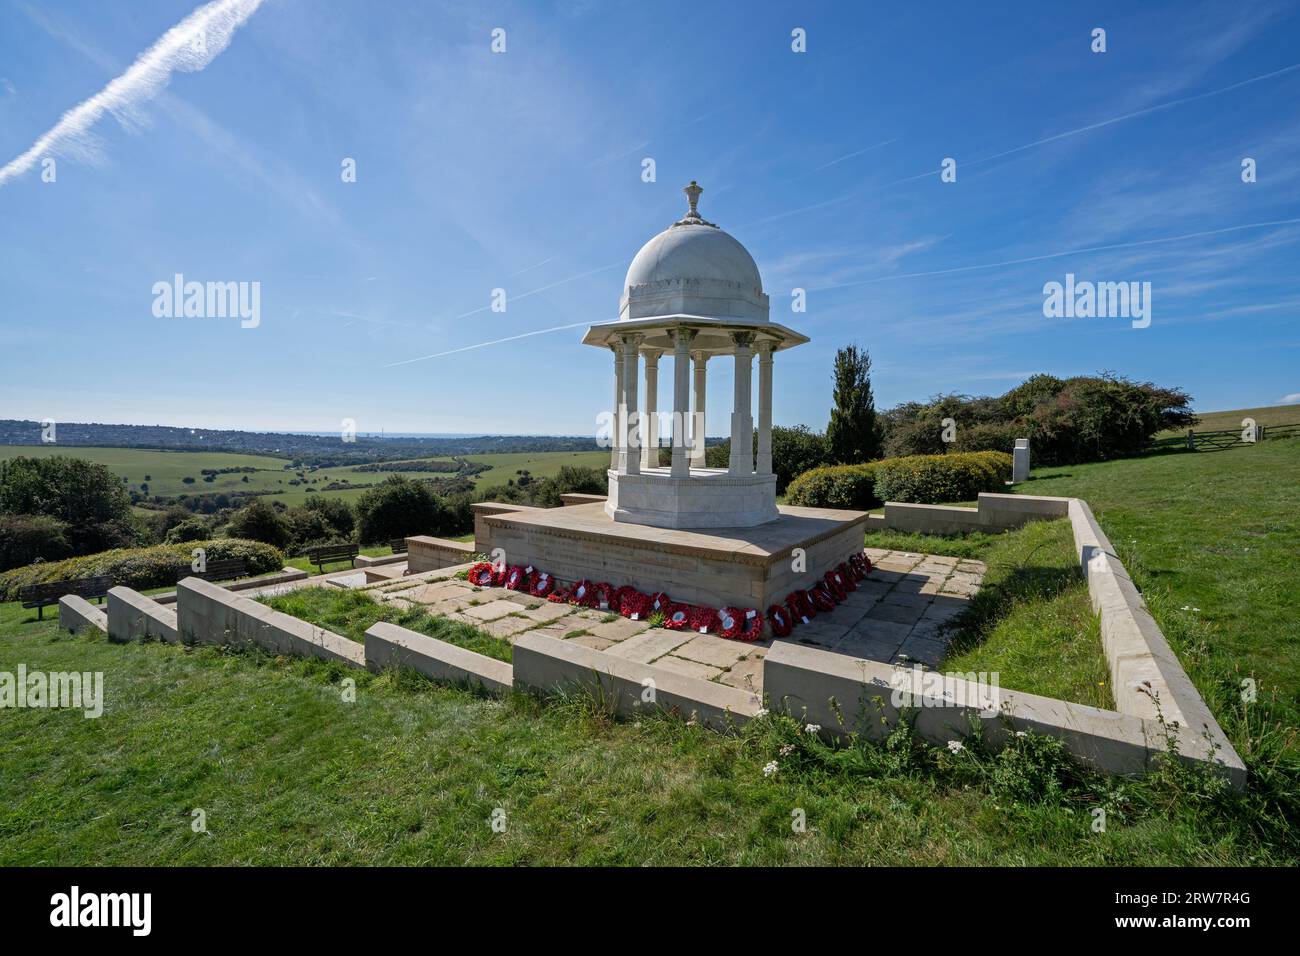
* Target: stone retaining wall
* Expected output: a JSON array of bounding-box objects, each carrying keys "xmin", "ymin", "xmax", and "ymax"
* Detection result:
[
  {"xmin": 365, "ymin": 621, "xmax": 511, "ymax": 694},
  {"xmin": 175, "ymin": 577, "xmax": 364, "ymax": 667},
  {"xmin": 58, "ymin": 594, "xmax": 107, "ymax": 635},
  {"xmin": 406, "ymin": 535, "xmax": 477, "ymax": 574},
  {"xmin": 107, "ymin": 586, "xmax": 179, "ymax": 643}
]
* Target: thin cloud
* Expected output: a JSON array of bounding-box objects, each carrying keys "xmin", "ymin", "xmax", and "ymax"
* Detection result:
[
  {"xmin": 386, "ymin": 322, "xmax": 594, "ymax": 368},
  {"xmin": 0, "ymin": 0, "xmax": 264, "ymax": 187},
  {"xmin": 811, "ymin": 138, "xmax": 898, "ymax": 172}
]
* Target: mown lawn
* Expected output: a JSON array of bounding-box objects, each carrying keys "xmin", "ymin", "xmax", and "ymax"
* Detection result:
[
  {"xmin": 1, "ymin": 441, "xmax": 1298, "ymax": 865},
  {"xmin": 1, "ymin": 600, "xmax": 1294, "ymax": 865}
]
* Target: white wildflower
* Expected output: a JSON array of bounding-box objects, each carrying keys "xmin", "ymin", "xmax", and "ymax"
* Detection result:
[
  {"xmin": 804, "ymin": 723, "xmax": 821, "ymax": 735},
  {"xmin": 762, "ymin": 761, "xmax": 779, "ymax": 777},
  {"xmin": 946, "ymin": 740, "xmax": 965, "ymax": 754}
]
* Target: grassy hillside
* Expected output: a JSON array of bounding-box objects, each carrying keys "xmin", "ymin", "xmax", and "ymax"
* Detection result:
[
  {"xmin": 1013, "ymin": 438, "xmax": 1300, "ymax": 732},
  {"xmin": 0, "ymin": 445, "xmax": 611, "ymax": 507},
  {"xmin": 1157, "ymin": 402, "xmax": 1300, "ymax": 438}
]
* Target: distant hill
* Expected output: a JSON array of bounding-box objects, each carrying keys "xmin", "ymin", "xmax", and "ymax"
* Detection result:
[
  {"xmin": 1156, "ymin": 403, "xmax": 1300, "ymax": 438},
  {"xmin": 0, "ymin": 420, "xmax": 600, "ymax": 467}
]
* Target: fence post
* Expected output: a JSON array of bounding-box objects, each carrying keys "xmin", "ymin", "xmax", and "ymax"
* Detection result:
[{"xmin": 1186, "ymin": 429, "xmax": 1194, "ymax": 451}]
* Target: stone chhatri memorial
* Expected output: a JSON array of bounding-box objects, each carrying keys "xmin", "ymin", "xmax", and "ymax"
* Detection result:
[{"xmin": 474, "ymin": 182, "xmax": 868, "ymax": 612}]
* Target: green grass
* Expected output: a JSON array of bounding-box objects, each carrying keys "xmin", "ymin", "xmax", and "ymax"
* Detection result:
[
  {"xmin": 2, "ymin": 440, "xmax": 1299, "ymax": 865},
  {"xmin": 1157, "ymin": 402, "xmax": 1300, "ymax": 438},
  {"xmin": 865, "ymin": 519, "xmax": 1109, "ymax": 708},
  {"xmin": 1011, "ymin": 439, "xmax": 1300, "ymax": 738},
  {"xmin": 3, "ymin": 600, "xmax": 1295, "ymax": 865},
  {"xmin": 0, "ymin": 445, "xmax": 611, "ymax": 508},
  {"xmin": 259, "ymin": 587, "xmax": 512, "ymax": 662}
]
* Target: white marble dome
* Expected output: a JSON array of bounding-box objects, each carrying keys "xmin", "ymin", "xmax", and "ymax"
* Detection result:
[
  {"xmin": 619, "ymin": 181, "xmax": 770, "ymax": 323},
  {"xmin": 624, "ymin": 223, "xmax": 763, "ymax": 293}
]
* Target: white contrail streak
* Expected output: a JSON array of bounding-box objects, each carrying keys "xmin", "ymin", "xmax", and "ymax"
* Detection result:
[
  {"xmin": 0, "ymin": 0, "xmax": 264, "ymax": 187},
  {"xmin": 812, "ymin": 218, "xmax": 1300, "ymax": 291},
  {"xmin": 385, "ymin": 322, "xmax": 594, "ymax": 367}
]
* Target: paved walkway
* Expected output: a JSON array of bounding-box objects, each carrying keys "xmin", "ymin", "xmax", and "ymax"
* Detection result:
[{"xmin": 361, "ymin": 549, "xmax": 985, "ymax": 697}]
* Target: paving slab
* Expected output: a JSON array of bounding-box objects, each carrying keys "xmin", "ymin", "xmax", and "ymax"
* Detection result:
[
  {"xmin": 587, "ymin": 617, "xmax": 652, "ymax": 642},
  {"xmin": 607, "ymin": 628, "xmax": 694, "ymax": 663},
  {"xmin": 673, "ymin": 634, "xmax": 752, "ymax": 668},
  {"xmin": 462, "ymin": 600, "xmax": 522, "ymax": 622},
  {"xmin": 655, "ymin": 655, "xmax": 724, "ymax": 682}
]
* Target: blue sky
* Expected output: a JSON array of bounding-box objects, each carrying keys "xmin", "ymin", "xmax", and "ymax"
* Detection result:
[{"xmin": 1, "ymin": 0, "xmax": 1299, "ymax": 436}]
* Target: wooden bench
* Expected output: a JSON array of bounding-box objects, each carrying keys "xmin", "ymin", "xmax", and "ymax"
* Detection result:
[
  {"xmin": 389, "ymin": 538, "xmax": 408, "ymax": 554},
  {"xmin": 304, "ymin": 543, "xmax": 360, "ymax": 573},
  {"xmin": 184, "ymin": 557, "xmax": 248, "ymax": 583},
  {"xmin": 19, "ymin": 575, "xmax": 113, "ymax": 620}
]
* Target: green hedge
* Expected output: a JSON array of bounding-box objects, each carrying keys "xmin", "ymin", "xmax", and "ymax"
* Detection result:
[
  {"xmin": 785, "ymin": 463, "xmax": 883, "ymax": 509},
  {"xmin": 0, "ymin": 538, "xmax": 284, "ymax": 602},
  {"xmin": 785, "ymin": 451, "xmax": 1012, "ymax": 509},
  {"xmin": 873, "ymin": 451, "xmax": 1012, "ymax": 504}
]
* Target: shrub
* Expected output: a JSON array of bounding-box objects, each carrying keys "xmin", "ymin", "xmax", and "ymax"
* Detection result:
[
  {"xmin": 0, "ymin": 538, "xmax": 283, "ymax": 601},
  {"xmin": 302, "ymin": 496, "xmax": 354, "ymax": 538},
  {"xmin": 0, "ymin": 455, "xmax": 136, "ymax": 555},
  {"xmin": 226, "ymin": 500, "xmax": 293, "ymax": 550},
  {"xmin": 0, "ymin": 515, "xmax": 73, "ymax": 571},
  {"xmin": 872, "ymin": 451, "xmax": 1012, "ymax": 504},
  {"xmin": 354, "ymin": 476, "xmax": 441, "ymax": 545},
  {"xmin": 785, "ymin": 463, "xmax": 882, "ymax": 509},
  {"xmin": 163, "ymin": 517, "xmax": 211, "ymax": 544}
]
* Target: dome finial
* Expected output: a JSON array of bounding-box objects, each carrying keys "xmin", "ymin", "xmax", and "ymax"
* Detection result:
[{"xmin": 674, "ymin": 180, "xmax": 717, "ymax": 228}]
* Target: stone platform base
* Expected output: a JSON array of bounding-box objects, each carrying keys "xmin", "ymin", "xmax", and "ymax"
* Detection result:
[
  {"xmin": 473, "ymin": 501, "xmax": 869, "ymax": 611},
  {"xmin": 606, "ymin": 467, "xmax": 778, "ymax": 529}
]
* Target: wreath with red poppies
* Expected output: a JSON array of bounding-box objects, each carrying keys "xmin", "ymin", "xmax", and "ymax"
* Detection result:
[
  {"xmin": 569, "ymin": 579, "xmax": 596, "ymax": 607},
  {"xmin": 650, "ymin": 591, "xmax": 672, "ymax": 614},
  {"xmin": 502, "ymin": 565, "xmax": 528, "ymax": 591},
  {"xmin": 547, "ymin": 584, "xmax": 570, "ymax": 604},
  {"xmin": 834, "ymin": 562, "xmax": 857, "ymax": 592},
  {"xmin": 848, "ymin": 552, "xmax": 871, "ymax": 580},
  {"xmin": 619, "ymin": 588, "xmax": 652, "ymax": 620},
  {"xmin": 592, "ymin": 582, "xmax": 616, "ymax": 611},
  {"xmin": 467, "ymin": 562, "xmax": 496, "ymax": 588},
  {"xmin": 810, "ymin": 585, "xmax": 837, "ymax": 612},
  {"xmin": 687, "ymin": 605, "xmax": 718, "ymax": 634},
  {"xmin": 823, "ymin": 569, "xmax": 846, "ymax": 602},
  {"xmin": 718, "ymin": 606, "xmax": 763, "ymax": 641},
  {"xmin": 662, "ymin": 602, "xmax": 691, "ymax": 630},
  {"xmin": 767, "ymin": 604, "xmax": 793, "ymax": 637},
  {"xmin": 785, "ymin": 590, "xmax": 816, "ymax": 624},
  {"xmin": 528, "ymin": 570, "xmax": 555, "ymax": 598}
]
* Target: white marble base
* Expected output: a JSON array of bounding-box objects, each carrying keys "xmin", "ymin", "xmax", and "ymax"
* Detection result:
[{"xmin": 605, "ymin": 467, "xmax": 779, "ymax": 529}]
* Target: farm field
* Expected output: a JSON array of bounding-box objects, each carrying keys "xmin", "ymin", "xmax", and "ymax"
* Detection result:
[
  {"xmin": 0, "ymin": 445, "xmax": 611, "ymax": 507},
  {"xmin": 1156, "ymin": 402, "xmax": 1300, "ymax": 438}
]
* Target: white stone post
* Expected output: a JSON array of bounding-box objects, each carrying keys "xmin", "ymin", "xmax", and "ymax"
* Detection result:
[
  {"xmin": 610, "ymin": 345, "xmax": 621, "ymax": 470},
  {"xmin": 756, "ymin": 341, "xmax": 774, "ymax": 476},
  {"xmin": 1012, "ymin": 438, "xmax": 1030, "ymax": 483},
  {"xmin": 691, "ymin": 351, "xmax": 708, "ymax": 469},
  {"xmin": 729, "ymin": 332, "xmax": 755, "ymax": 476},
  {"xmin": 671, "ymin": 330, "xmax": 694, "ymax": 478},
  {"xmin": 640, "ymin": 350, "xmax": 661, "ymax": 470},
  {"xmin": 618, "ymin": 334, "xmax": 642, "ymax": 475}
]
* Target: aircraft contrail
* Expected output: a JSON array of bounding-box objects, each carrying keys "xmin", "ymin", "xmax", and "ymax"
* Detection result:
[{"xmin": 0, "ymin": 0, "xmax": 264, "ymax": 187}]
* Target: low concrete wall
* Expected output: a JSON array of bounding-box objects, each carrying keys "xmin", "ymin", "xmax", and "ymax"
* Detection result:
[
  {"xmin": 859, "ymin": 491, "xmax": 1245, "ymax": 785},
  {"xmin": 512, "ymin": 631, "xmax": 761, "ymax": 731},
  {"xmin": 355, "ymin": 552, "xmax": 406, "ymax": 569},
  {"xmin": 107, "ymin": 586, "xmax": 179, "ymax": 643},
  {"xmin": 763, "ymin": 641, "xmax": 1244, "ymax": 787},
  {"xmin": 364, "ymin": 621, "xmax": 511, "ymax": 694},
  {"xmin": 559, "ymin": 493, "xmax": 608, "ymax": 506},
  {"xmin": 471, "ymin": 502, "xmax": 545, "ymax": 551},
  {"xmin": 175, "ymin": 577, "xmax": 364, "ymax": 667},
  {"xmin": 407, "ymin": 535, "xmax": 476, "ymax": 574},
  {"xmin": 152, "ymin": 566, "xmax": 307, "ymax": 605},
  {"xmin": 58, "ymin": 594, "xmax": 107, "ymax": 635}
]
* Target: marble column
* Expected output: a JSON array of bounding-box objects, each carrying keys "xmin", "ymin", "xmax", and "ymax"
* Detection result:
[
  {"xmin": 671, "ymin": 330, "xmax": 694, "ymax": 478},
  {"xmin": 756, "ymin": 341, "xmax": 774, "ymax": 476},
  {"xmin": 729, "ymin": 332, "xmax": 755, "ymax": 476},
  {"xmin": 691, "ymin": 351, "xmax": 708, "ymax": 469},
  {"xmin": 609, "ymin": 345, "xmax": 621, "ymax": 470},
  {"xmin": 640, "ymin": 350, "xmax": 662, "ymax": 470},
  {"xmin": 617, "ymin": 334, "xmax": 642, "ymax": 475}
]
